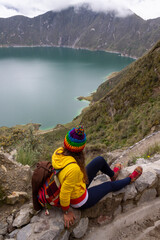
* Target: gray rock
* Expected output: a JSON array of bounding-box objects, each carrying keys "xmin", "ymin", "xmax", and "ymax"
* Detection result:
[
  {"xmin": 118, "ymin": 168, "xmax": 130, "ymax": 180},
  {"xmin": 138, "ymin": 188, "xmax": 157, "ymax": 205},
  {"xmin": 72, "ymin": 218, "xmax": 89, "ymax": 239},
  {"xmin": 4, "ymin": 149, "xmax": 17, "ymax": 161},
  {"xmin": 0, "ymin": 235, "xmax": 3, "ymax": 240},
  {"xmin": 16, "ymin": 224, "xmax": 32, "ymax": 240},
  {"xmin": 122, "ymin": 202, "xmax": 135, "ymax": 213},
  {"xmin": 136, "ymin": 158, "xmax": 150, "ymax": 165},
  {"xmin": 60, "ymin": 230, "xmax": 70, "ymax": 240},
  {"xmin": 93, "ymin": 174, "xmax": 108, "ymax": 183},
  {"xmin": 38, "ymin": 208, "xmax": 65, "ymax": 231},
  {"xmin": 7, "ymin": 215, "xmax": 14, "ymax": 225},
  {"xmin": 89, "ymin": 174, "xmax": 108, "ymax": 188},
  {"xmin": 38, "ymin": 227, "xmax": 60, "ymax": 240},
  {"xmin": 150, "ymin": 154, "xmax": 160, "ymax": 162},
  {"xmin": 135, "ymin": 177, "xmax": 149, "ymax": 192},
  {"xmin": 123, "ymin": 184, "xmax": 137, "ymax": 201},
  {"xmin": 33, "ymin": 220, "xmax": 50, "ymax": 233},
  {"xmin": 0, "ymin": 223, "xmax": 8, "ymax": 235},
  {"xmin": 7, "ymin": 214, "xmax": 15, "ymax": 233},
  {"xmin": 154, "ymin": 169, "xmax": 160, "ymax": 177},
  {"xmin": 8, "ymin": 229, "xmax": 19, "ymax": 238},
  {"xmin": 30, "ymin": 215, "xmax": 42, "ymax": 223},
  {"xmin": 13, "ymin": 204, "xmax": 34, "ymax": 228},
  {"xmin": 15, "ymin": 207, "xmax": 68, "ymax": 240},
  {"xmin": 135, "ymin": 171, "xmax": 157, "ymax": 192}
]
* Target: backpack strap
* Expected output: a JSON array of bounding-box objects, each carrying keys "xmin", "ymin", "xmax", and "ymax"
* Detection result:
[
  {"xmin": 57, "ymin": 161, "xmax": 77, "ymax": 172},
  {"xmin": 49, "ymin": 162, "xmax": 76, "ymax": 184}
]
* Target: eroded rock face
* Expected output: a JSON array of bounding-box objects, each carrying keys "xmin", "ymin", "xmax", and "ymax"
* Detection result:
[{"xmin": 0, "ymin": 153, "xmax": 32, "ymax": 203}]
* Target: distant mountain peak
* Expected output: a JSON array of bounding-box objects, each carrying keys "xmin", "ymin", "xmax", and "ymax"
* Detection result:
[
  {"xmin": 0, "ymin": 6, "xmax": 160, "ymax": 58},
  {"xmin": 62, "ymin": 4, "xmax": 134, "ymax": 18}
]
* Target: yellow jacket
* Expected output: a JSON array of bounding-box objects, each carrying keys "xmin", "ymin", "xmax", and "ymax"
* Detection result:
[{"xmin": 52, "ymin": 147, "xmax": 86, "ymax": 210}]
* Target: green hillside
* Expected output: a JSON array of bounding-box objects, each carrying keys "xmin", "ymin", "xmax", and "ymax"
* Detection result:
[{"xmin": 81, "ymin": 41, "xmax": 160, "ymax": 151}]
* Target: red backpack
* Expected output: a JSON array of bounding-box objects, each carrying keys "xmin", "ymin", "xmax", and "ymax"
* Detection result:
[
  {"xmin": 38, "ymin": 168, "xmax": 61, "ymax": 209},
  {"xmin": 32, "ymin": 161, "xmax": 53, "ymax": 211},
  {"xmin": 32, "ymin": 161, "xmax": 75, "ymax": 211}
]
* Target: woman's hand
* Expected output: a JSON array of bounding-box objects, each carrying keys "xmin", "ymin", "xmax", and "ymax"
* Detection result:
[{"xmin": 63, "ymin": 210, "xmax": 76, "ymax": 228}]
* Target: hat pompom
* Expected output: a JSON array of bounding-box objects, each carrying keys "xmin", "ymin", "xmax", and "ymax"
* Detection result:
[
  {"xmin": 64, "ymin": 125, "xmax": 86, "ymax": 152},
  {"xmin": 75, "ymin": 125, "xmax": 84, "ymax": 135}
]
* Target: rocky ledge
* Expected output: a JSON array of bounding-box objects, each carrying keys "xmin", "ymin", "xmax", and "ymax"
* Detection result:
[{"xmin": 0, "ymin": 152, "xmax": 160, "ymax": 240}]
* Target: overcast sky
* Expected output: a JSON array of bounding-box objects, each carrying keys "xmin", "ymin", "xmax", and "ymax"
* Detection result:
[{"xmin": 0, "ymin": 0, "xmax": 160, "ymax": 20}]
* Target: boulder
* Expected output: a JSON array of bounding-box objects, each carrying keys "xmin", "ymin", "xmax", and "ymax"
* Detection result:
[
  {"xmin": 138, "ymin": 188, "xmax": 157, "ymax": 205},
  {"xmin": 6, "ymin": 191, "xmax": 29, "ymax": 205},
  {"xmin": 71, "ymin": 218, "xmax": 89, "ymax": 238},
  {"xmin": 13, "ymin": 203, "xmax": 34, "ymax": 228}
]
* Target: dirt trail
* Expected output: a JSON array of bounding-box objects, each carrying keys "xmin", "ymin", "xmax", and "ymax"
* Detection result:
[{"xmin": 82, "ymin": 198, "xmax": 160, "ymax": 240}]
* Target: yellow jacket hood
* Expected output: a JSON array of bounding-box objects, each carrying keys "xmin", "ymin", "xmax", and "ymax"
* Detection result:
[{"xmin": 52, "ymin": 147, "xmax": 76, "ymax": 169}]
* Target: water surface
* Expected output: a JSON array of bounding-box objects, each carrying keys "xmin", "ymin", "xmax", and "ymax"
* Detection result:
[{"xmin": 0, "ymin": 47, "xmax": 134, "ymax": 129}]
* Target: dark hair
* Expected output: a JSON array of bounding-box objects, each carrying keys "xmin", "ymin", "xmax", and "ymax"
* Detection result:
[{"xmin": 56, "ymin": 147, "xmax": 88, "ymax": 184}]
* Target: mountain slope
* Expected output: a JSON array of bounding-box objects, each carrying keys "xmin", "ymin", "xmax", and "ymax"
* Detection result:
[
  {"xmin": 0, "ymin": 6, "xmax": 160, "ymax": 57},
  {"xmin": 81, "ymin": 40, "xmax": 160, "ymax": 150},
  {"xmin": 0, "ymin": 41, "xmax": 159, "ymax": 163}
]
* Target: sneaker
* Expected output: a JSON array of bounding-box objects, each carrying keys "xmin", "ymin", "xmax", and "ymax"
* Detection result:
[
  {"xmin": 129, "ymin": 166, "xmax": 143, "ymax": 183},
  {"xmin": 111, "ymin": 163, "xmax": 122, "ymax": 181}
]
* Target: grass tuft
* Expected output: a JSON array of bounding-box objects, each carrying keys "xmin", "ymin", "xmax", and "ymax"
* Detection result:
[{"xmin": 16, "ymin": 147, "xmax": 38, "ymax": 166}]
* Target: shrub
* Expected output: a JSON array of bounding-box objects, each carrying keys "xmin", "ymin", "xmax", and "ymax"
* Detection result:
[{"xmin": 16, "ymin": 147, "xmax": 38, "ymax": 166}]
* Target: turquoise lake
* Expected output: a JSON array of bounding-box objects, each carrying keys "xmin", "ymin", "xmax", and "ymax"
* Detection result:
[{"xmin": 0, "ymin": 47, "xmax": 134, "ymax": 129}]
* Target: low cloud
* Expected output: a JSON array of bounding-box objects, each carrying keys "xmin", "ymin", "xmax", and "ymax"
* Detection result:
[
  {"xmin": 0, "ymin": 0, "xmax": 160, "ymax": 19},
  {"xmin": 0, "ymin": 0, "xmax": 134, "ymax": 18}
]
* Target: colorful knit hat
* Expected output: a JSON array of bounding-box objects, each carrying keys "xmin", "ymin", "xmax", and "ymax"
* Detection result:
[{"xmin": 64, "ymin": 125, "xmax": 86, "ymax": 152}]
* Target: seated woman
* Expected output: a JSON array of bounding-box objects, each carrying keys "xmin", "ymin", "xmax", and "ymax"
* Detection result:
[{"xmin": 52, "ymin": 125, "xmax": 143, "ymax": 228}]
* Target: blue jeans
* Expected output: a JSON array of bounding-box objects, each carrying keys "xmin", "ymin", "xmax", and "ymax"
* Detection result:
[{"xmin": 80, "ymin": 156, "xmax": 131, "ymax": 209}]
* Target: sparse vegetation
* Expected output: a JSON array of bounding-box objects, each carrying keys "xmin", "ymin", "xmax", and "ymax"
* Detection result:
[
  {"xmin": 0, "ymin": 124, "xmax": 40, "ymax": 149},
  {"xmin": 16, "ymin": 126, "xmax": 42, "ymax": 166},
  {"xmin": 129, "ymin": 143, "xmax": 160, "ymax": 165},
  {"xmin": 142, "ymin": 143, "xmax": 160, "ymax": 159}
]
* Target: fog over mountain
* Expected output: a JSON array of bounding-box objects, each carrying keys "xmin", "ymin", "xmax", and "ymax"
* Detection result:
[
  {"xmin": 0, "ymin": 6, "xmax": 160, "ymax": 58},
  {"xmin": 0, "ymin": 0, "xmax": 160, "ymax": 19}
]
